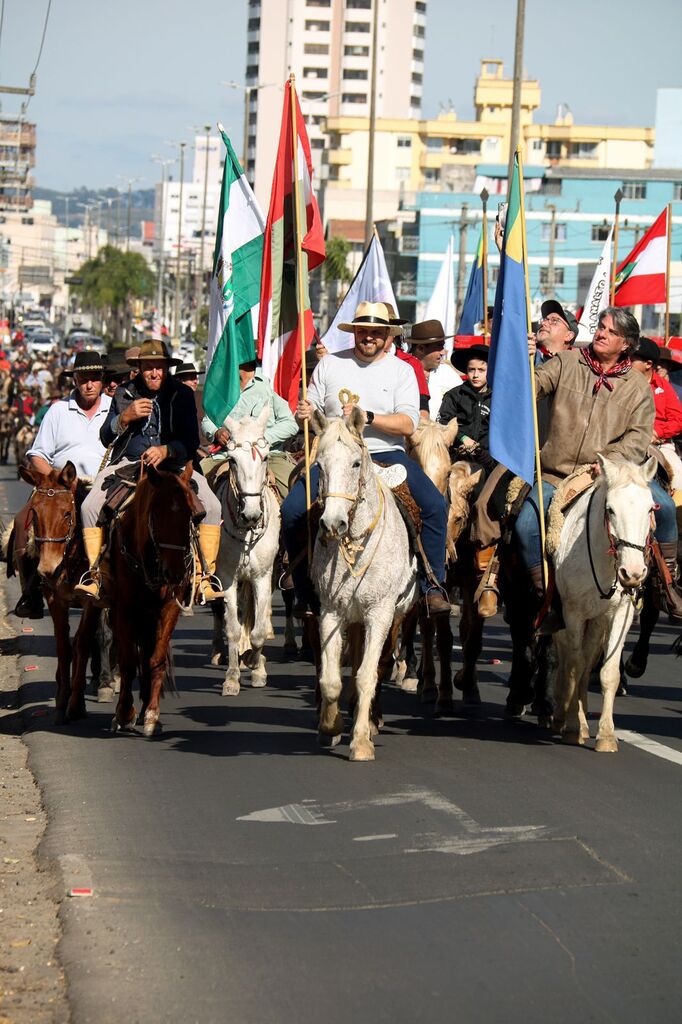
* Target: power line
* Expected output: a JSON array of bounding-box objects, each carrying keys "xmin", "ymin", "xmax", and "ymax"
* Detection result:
[
  {"xmin": 23, "ymin": 0, "xmax": 53, "ymax": 111},
  {"xmin": 0, "ymin": 0, "xmax": 5, "ymax": 56}
]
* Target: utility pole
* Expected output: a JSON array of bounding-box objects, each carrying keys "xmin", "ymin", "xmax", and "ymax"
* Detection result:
[
  {"xmin": 152, "ymin": 156, "xmax": 175, "ymax": 329},
  {"xmin": 126, "ymin": 181, "xmax": 133, "ymax": 252},
  {"xmin": 507, "ymin": 0, "xmax": 526, "ymax": 189},
  {"xmin": 364, "ymin": 0, "xmax": 380, "ymax": 246},
  {"xmin": 456, "ymin": 203, "xmax": 469, "ymax": 312},
  {"xmin": 198, "ymin": 124, "xmax": 212, "ymax": 309},
  {"xmin": 173, "ymin": 142, "xmax": 186, "ymax": 349},
  {"xmin": 546, "ymin": 203, "xmax": 557, "ymax": 298}
]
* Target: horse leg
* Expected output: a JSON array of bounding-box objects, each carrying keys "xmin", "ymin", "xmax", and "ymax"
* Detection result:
[
  {"xmin": 531, "ymin": 635, "xmax": 555, "ymax": 727},
  {"xmin": 553, "ymin": 623, "xmax": 586, "ymax": 744},
  {"xmin": 625, "ymin": 583, "xmax": 659, "ymax": 679},
  {"xmin": 282, "ymin": 587, "xmax": 298, "ymax": 656},
  {"xmin": 222, "ymin": 582, "xmax": 242, "ymax": 696},
  {"xmin": 318, "ymin": 611, "xmax": 345, "ymax": 746},
  {"xmin": 67, "ymin": 604, "xmax": 101, "ymax": 721},
  {"xmin": 112, "ymin": 606, "xmax": 137, "ymax": 731},
  {"xmin": 143, "ymin": 603, "xmax": 181, "ymax": 738},
  {"xmin": 574, "ymin": 619, "xmax": 606, "ymax": 745},
  {"xmin": 375, "ymin": 617, "xmax": 403, "ymax": 731},
  {"xmin": 455, "ymin": 580, "xmax": 483, "ymax": 706},
  {"xmin": 396, "ymin": 605, "xmax": 418, "ymax": 692},
  {"xmin": 247, "ymin": 574, "xmax": 271, "ymax": 688},
  {"xmin": 210, "ymin": 597, "xmax": 227, "ymax": 666},
  {"xmin": 596, "ymin": 606, "xmax": 633, "ymax": 753},
  {"xmin": 419, "ymin": 610, "xmax": 437, "ymax": 705},
  {"xmin": 46, "ymin": 594, "xmax": 71, "ymax": 725},
  {"xmin": 435, "ymin": 614, "xmax": 454, "ymax": 714},
  {"xmin": 349, "ymin": 609, "xmax": 392, "ymax": 762}
]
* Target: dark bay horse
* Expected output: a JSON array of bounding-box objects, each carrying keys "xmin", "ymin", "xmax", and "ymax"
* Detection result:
[{"xmin": 109, "ymin": 462, "xmax": 196, "ymax": 737}]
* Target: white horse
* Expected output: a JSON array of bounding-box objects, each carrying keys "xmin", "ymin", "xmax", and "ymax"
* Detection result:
[
  {"xmin": 312, "ymin": 409, "xmax": 419, "ymax": 761},
  {"xmin": 215, "ymin": 405, "xmax": 280, "ymax": 695},
  {"xmin": 553, "ymin": 454, "xmax": 657, "ymax": 751}
]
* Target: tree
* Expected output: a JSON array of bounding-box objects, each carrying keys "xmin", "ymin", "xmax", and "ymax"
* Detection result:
[
  {"xmin": 323, "ymin": 236, "xmax": 352, "ymax": 287},
  {"xmin": 72, "ymin": 246, "xmax": 155, "ymax": 340}
]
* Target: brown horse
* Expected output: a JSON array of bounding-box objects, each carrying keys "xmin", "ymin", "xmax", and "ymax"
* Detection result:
[
  {"xmin": 109, "ymin": 462, "xmax": 196, "ymax": 737},
  {"xmin": 10, "ymin": 461, "xmax": 101, "ymax": 723}
]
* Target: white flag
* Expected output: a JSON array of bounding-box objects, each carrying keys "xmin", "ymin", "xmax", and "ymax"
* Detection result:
[
  {"xmin": 322, "ymin": 235, "xmax": 397, "ymax": 353},
  {"xmin": 577, "ymin": 229, "xmax": 612, "ymax": 344},
  {"xmin": 424, "ymin": 235, "xmax": 456, "ymax": 355}
]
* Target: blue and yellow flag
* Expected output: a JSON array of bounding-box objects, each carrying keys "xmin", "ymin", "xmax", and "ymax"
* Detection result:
[
  {"xmin": 487, "ymin": 154, "xmax": 535, "ymax": 484},
  {"xmin": 457, "ymin": 228, "xmax": 484, "ymax": 336}
]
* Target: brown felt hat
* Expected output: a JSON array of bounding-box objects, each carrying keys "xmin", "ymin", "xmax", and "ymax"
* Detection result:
[
  {"xmin": 127, "ymin": 338, "xmax": 182, "ymax": 368},
  {"xmin": 408, "ymin": 319, "xmax": 453, "ymax": 345}
]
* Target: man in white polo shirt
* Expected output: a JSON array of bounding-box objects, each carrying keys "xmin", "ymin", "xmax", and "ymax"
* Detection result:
[
  {"xmin": 282, "ymin": 301, "xmax": 450, "ymax": 616},
  {"xmin": 10, "ymin": 351, "xmax": 111, "ymax": 617}
]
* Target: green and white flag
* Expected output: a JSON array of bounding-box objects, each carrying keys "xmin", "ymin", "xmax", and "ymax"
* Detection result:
[{"xmin": 203, "ymin": 127, "xmax": 265, "ymax": 428}]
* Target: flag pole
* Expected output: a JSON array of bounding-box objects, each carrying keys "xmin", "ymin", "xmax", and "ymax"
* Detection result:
[
  {"xmin": 664, "ymin": 201, "xmax": 672, "ymax": 346},
  {"xmin": 610, "ymin": 188, "xmax": 624, "ymax": 304},
  {"xmin": 480, "ymin": 187, "xmax": 490, "ymax": 343},
  {"xmin": 516, "ymin": 146, "xmax": 548, "ymax": 590},
  {"xmin": 289, "ymin": 73, "xmax": 313, "ymax": 552}
]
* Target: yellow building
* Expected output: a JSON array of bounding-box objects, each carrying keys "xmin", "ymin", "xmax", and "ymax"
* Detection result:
[{"xmin": 321, "ymin": 59, "xmax": 655, "ymax": 225}]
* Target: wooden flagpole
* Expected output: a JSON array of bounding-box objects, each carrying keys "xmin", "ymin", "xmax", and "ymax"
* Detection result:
[
  {"xmin": 289, "ymin": 73, "xmax": 313, "ymax": 557},
  {"xmin": 610, "ymin": 188, "xmax": 623, "ymax": 305},
  {"xmin": 480, "ymin": 187, "xmax": 490, "ymax": 343},
  {"xmin": 516, "ymin": 146, "xmax": 548, "ymax": 590},
  {"xmin": 664, "ymin": 201, "xmax": 672, "ymax": 346}
]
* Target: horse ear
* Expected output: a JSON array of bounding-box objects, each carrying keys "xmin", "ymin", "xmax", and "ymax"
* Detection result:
[
  {"xmin": 596, "ymin": 453, "xmax": 612, "ymax": 482},
  {"xmin": 442, "ymin": 418, "xmax": 459, "ymax": 447},
  {"xmin": 58, "ymin": 461, "xmax": 77, "ymax": 489},
  {"xmin": 18, "ymin": 462, "xmax": 37, "ymax": 487},
  {"xmin": 311, "ymin": 409, "xmax": 328, "ymax": 435},
  {"xmin": 466, "ymin": 467, "xmax": 484, "ymax": 493},
  {"xmin": 643, "ymin": 455, "xmax": 658, "ymax": 482},
  {"xmin": 346, "ymin": 406, "xmax": 366, "ymax": 436}
]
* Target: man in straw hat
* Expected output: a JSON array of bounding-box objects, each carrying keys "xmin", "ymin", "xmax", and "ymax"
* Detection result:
[
  {"xmin": 282, "ymin": 300, "xmax": 451, "ymax": 616},
  {"xmin": 10, "ymin": 352, "xmax": 111, "ymax": 618},
  {"xmin": 77, "ymin": 339, "xmax": 223, "ymax": 603}
]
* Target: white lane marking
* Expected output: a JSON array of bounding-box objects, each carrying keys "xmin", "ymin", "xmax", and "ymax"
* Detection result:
[
  {"xmin": 617, "ymin": 729, "xmax": 682, "ymax": 767},
  {"xmin": 352, "ymin": 834, "xmax": 398, "ymax": 843},
  {"xmin": 237, "ymin": 803, "xmax": 336, "ymax": 825}
]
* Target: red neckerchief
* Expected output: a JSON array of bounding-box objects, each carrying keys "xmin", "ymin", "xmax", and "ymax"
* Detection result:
[
  {"xmin": 582, "ymin": 345, "xmax": 631, "ymax": 395},
  {"xmin": 538, "ymin": 344, "xmax": 553, "ymax": 360}
]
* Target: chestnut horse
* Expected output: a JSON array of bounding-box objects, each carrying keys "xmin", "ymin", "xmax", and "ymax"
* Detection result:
[
  {"xmin": 109, "ymin": 462, "xmax": 196, "ymax": 737},
  {"xmin": 9, "ymin": 461, "xmax": 101, "ymax": 722}
]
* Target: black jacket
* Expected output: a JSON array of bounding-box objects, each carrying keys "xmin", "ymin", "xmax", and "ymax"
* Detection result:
[
  {"xmin": 438, "ymin": 380, "xmax": 492, "ymax": 450},
  {"xmin": 100, "ymin": 373, "xmax": 200, "ymax": 466}
]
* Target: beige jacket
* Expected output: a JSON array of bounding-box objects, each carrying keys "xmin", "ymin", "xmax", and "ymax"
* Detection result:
[{"xmin": 535, "ymin": 350, "xmax": 654, "ymax": 485}]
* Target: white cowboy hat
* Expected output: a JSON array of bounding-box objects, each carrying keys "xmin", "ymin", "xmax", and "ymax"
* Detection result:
[{"xmin": 338, "ymin": 301, "xmax": 402, "ymax": 336}]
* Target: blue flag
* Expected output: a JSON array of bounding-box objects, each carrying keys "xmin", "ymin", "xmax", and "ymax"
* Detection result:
[
  {"xmin": 487, "ymin": 154, "xmax": 535, "ymax": 484},
  {"xmin": 457, "ymin": 228, "xmax": 484, "ymax": 335}
]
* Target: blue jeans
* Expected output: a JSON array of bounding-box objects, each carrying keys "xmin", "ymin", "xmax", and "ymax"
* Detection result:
[
  {"xmin": 515, "ymin": 477, "xmax": 679, "ymax": 570},
  {"xmin": 281, "ymin": 448, "xmax": 448, "ymax": 597}
]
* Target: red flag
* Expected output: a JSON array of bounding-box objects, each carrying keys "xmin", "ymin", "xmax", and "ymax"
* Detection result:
[
  {"xmin": 257, "ymin": 80, "xmax": 325, "ymax": 409},
  {"xmin": 614, "ymin": 207, "xmax": 668, "ymax": 307}
]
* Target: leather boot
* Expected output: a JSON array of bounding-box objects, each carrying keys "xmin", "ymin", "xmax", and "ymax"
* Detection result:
[
  {"xmin": 423, "ymin": 587, "xmax": 452, "ymax": 617},
  {"xmin": 12, "ymin": 555, "xmax": 44, "ymax": 619},
  {"xmin": 195, "ymin": 523, "xmax": 224, "ymax": 602},
  {"xmin": 74, "ymin": 527, "xmax": 105, "ymax": 600},
  {"xmin": 474, "ymin": 544, "xmax": 498, "ymax": 618},
  {"xmin": 658, "ymin": 541, "xmax": 682, "ymax": 620}
]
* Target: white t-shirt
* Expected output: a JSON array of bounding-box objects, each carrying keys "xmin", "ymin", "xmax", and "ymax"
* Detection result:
[
  {"xmin": 27, "ymin": 393, "xmax": 112, "ymax": 478},
  {"xmin": 428, "ymin": 361, "xmax": 463, "ymax": 420},
  {"xmin": 308, "ymin": 349, "xmax": 419, "ymax": 454}
]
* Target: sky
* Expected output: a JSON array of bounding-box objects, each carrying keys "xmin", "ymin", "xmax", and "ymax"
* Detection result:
[{"xmin": 1, "ymin": 0, "xmax": 681, "ymax": 192}]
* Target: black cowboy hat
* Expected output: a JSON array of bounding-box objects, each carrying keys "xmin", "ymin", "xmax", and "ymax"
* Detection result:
[
  {"xmin": 451, "ymin": 343, "xmax": 489, "ymax": 373},
  {"xmin": 63, "ymin": 351, "xmax": 105, "ymax": 377},
  {"xmin": 174, "ymin": 361, "xmax": 203, "ymax": 379},
  {"xmin": 632, "ymin": 337, "xmax": 660, "ymax": 364},
  {"xmin": 540, "ymin": 299, "xmax": 579, "ymax": 340}
]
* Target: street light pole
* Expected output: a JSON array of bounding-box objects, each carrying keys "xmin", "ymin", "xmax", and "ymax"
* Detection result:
[
  {"xmin": 364, "ymin": 0, "xmax": 380, "ymax": 246},
  {"xmin": 198, "ymin": 124, "xmax": 212, "ymax": 308},
  {"xmin": 507, "ymin": 0, "xmax": 527, "ymax": 189},
  {"xmin": 152, "ymin": 156, "xmax": 175, "ymax": 329},
  {"xmin": 173, "ymin": 142, "xmax": 186, "ymax": 349}
]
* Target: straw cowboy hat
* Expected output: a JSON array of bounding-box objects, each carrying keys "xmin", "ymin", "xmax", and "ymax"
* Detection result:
[
  {"xmin": 126, "ymin": 338, "xmax": 183, "ymax": 368},
  {"xmin": 338, "ymin": 301, "xmax": 402, "ymax": 335}
]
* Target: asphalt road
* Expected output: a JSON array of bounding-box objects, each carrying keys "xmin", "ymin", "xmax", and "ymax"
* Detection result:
[{"xmin": 2, "ymin": 462, "xmax": 682, "ymax": 1024}]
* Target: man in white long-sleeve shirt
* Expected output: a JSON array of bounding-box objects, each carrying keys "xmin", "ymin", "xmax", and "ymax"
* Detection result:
[{"xmin": 282, "ymin": 301, "xmax": 450, "ymax": 616}]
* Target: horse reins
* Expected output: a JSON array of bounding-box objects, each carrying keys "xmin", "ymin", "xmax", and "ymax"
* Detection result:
[
  {"xmin": 586, "ymin": 486, "xmax": 653, "ymax": 601},
  {"xmin": 26, "ymin": 486, "xmax": 77, "ymax": 546},
  {"xmin": 221, "ymin": 439, "xmax": 269, "ymax": 541}
]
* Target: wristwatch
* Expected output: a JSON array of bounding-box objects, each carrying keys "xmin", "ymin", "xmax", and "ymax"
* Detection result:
[{"xmin": 365, "ymin": 410, "xmax": 375, "ymax": 425}]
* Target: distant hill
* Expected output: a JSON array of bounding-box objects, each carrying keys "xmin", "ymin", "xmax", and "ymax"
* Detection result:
[{"xmin": 33, "ymin": 186, "xmax": 156, "ymax": 239}]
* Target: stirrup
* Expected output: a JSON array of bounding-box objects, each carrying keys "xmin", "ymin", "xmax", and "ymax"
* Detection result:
[
  {"xmin": 74, "ymin": 568, "xmax": 101, "ymax": 599},
  {"xmin": 195, "ymin": 572, "xmax": 224, "ymax": 603}
]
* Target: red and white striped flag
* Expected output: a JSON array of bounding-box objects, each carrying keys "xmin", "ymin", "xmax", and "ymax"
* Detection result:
[
  {"xmin": 257, "ymin": 80, "xmax": 325, "ymax": 409},
  {"xmin": 614, "ymin": 207, "xmax": 668, "ymax": 307}
]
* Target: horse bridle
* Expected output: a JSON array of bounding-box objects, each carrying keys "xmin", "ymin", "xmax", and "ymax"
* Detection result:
[
  {"xmin": 222, "ymin": 438, "xmax": 269, "ymax": 538},
  {"xmin": 26, "ymin": 486, "xmax": 77, "ymax": 546},
  {"xmin": 586, "ymin": 486, "xmax": 653, "ymax": 600},
  {"xmin": 318, "ymin": 442, "xmax": 386, "ymax": 576}
]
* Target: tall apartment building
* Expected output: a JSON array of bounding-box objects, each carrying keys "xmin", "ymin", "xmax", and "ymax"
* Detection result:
[
  {"xmin": 0, "ymin": 115, "xmax": 36, "ymax": 212},
  {"xmin": 245, "ymin": 0, "xmax": 427, "ymax": 208}
]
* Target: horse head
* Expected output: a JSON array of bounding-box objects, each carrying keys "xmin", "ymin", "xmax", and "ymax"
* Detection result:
[
  {"xmin": 597, "ymin": 454, "xmax": 658, "ymax": 590},
  {"xmin": 20, "ymin": 460, "xmax": 78, "ymax": 579},
  {"xmin": 407, "ymin": 418, "xmax": 458, "ymax": 495},
  {"xmin": 312, "ymin": 407, "xmax": 369, "ymax": 539},
  {"xmin": 139, "ymin": 462, "xmax": 194, "ymax": 587},
  {"xmin": 222, "ymin": 404, "xmax": 270, "ymax": 527}
]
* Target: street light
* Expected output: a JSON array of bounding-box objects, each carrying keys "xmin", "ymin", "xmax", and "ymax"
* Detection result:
[{"xmin": 222, "ymin": 80, "xmax": 278, "ymax": 181}]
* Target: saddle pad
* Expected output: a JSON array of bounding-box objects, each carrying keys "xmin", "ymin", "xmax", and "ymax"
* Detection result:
[{"xmin": 545, "ymin": 466, "xmax": 595, "ymax": 557}]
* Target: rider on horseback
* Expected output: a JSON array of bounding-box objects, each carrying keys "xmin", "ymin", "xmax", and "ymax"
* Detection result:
[
  {"xmin": 77, "ymin": 339, "xmax": 223, "ymax": 603},
  {"xmin": 282, "ymin": 301, "xmax": 451, "ymax": 618}
]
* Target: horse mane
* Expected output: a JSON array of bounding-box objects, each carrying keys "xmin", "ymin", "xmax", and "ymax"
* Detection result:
[
  {"xmin": 316, "ymin": 417, "xmax": 364, "ymax": 455},
  {"xmin": 599, "ymin": 459, "xmax": 650, "ymax": 489},
  {"xmin": 130, "ymin": 469, "xmax": 193, "ymax": 556}
]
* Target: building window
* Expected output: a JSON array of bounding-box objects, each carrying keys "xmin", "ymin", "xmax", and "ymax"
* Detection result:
[
  {"xmin": 346, "ymin": 0, "xmax": 371, "ymax": 7},
  {"xmin": 307, "ymin": 0, "xmax": 331, "ymax": 5},
  {"xmin": 591, "ymin": 224, "xmax": 610, "ymax": 242},
  {"xmin": 345, "ymin": 20, "xmax": 370, "ymax": 31},
  {"xmin": 622, "ymin": 181, "xmax": 647, "ymax": 199},
  {"xmin": 344, "ymin": 44, "xmax": 369, "ymax": 55},
  {"xmin": 247, "ymin": 17, "xmax": 260, "ymax": 29},
  {"xmin": 246, "ymin": 64, "xmax": 258, "ymax": 77},
  {"xmin": 342, "ymin": 92, "xmax": 367, "ymax": 103},
  {"xmin": 310, "ymin": 138, "xmax": 325, "ymax": 149},
  {"xmin": 540, "ymin": 179, "xmax": 562, "ymax": 195},
  {"xmin": 531, "ymin": 138, "xmax": 543, "ymax": 151},
  {"xmin": 397, "ymin": 136, "xmax": 412, "ymax": 148},
  {"xmin": 415, "ymin": 1, "xmax": 427, "ymax": 11},
  {"xmin": 572, "ymin": 141, "xmax": 597, "ymax": 159},
  {"xmin": 424, "ymin": 168, "xmax": 440, "ymax": 183},
  {"xmin": 304, "ymin": 66, "xmax": 328, "ymax": 78},
  {"xmin": 414, "ymin": 24, "xmax": 425, "ymax": 36},
  {"xmin": 411, "ymin": 71, "xmax": 423, "ymax": 84},
  {"xmin": 546, "ymin": 141, "xmax": 562, "ymax": 159},
  {"xmin": 305, "ymin": 19, "xmax": 330, "ymax": 30},
  {"xmin": 343, "ymin": 68, "xmax": 368, "ymax": 79},
  {"xmin": 21, "ymin": 217, "xmax": 34, "ymax": 225},
  {"xmin": 674, "ymin": 183, "xmax": 682, "ymax": 201},
  {"xmin": 448, "ymin": 138, "xmax": 481, "ymax": 154},
  {"xmin": 303, "ymin": 90, "xmax": 327, "ymax": 100},
  {"xmin": 426, "ymin": 137, "xmax": 443, "ymax": 150},
  {"xmin": 490, "ymin": 267, "xmax": 500, "ymax": 284},
  {"xmin": 412, "ymin": 48, "xmax": 424, "ymax": 62},
  {"xmin": 541, "ymin": 222, "xmax": 567, "ymax": 242},
  {"xmin": 540, "ymin": 267, "xmax": 565, "ymax": 286},
  {"xmin": 247, "ymin": 41, "xmax": 259, "ymax": 54},
  {"xmin": 305, "ymin": 42, "xmax": 329, "ymax": 54}
]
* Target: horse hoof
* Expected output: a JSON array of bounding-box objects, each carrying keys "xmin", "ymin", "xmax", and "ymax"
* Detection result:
[
  {"xmin": 349, "ymin": 740, "xmax": 375, "ymax": 762},
  {"xmin": 66, "ymin": 702, "xmax": 87, "ymax": 722},
  {"xmin": 97, "ymin": 686, "xmax": 114, "ymax": 703},
  {"xmin": 283, "ymin": 641, "xmax": 298, "ymax": 656},
  {"xmin": 624, "ymin": 655, "xmax": 646, "ymax": 679},
  {"xmin": 210, "ymin": 652, "xmax": 223, "ymax": 667},
  {"xmin": 505, "ymin": 702, "xmax": 526, "ymax": 720},
  {"xmin": 400, "ymin": 676, "xmax": 419, "ymax": 693},
  {"xmin": 561, "ymin": 731, "xmax": 582, "ymax": 745},
  {"xmin": 53, "ymin": 708, "xmax": 67, "ymax": 726},
  {"xmin": 595, "ymin": 737, "xmax": 619, "ymax": 753},
  {"xmin": 537, "ymin": 714, "xmax": 552, "ymax": 729},
  {"xmin": 222, "ymin": 679, "xmax": 240, "ymax": 696},
  {"xmin": 319, "ymin": 732, "xmax": 342, "ymax": 748},
  {"xmin": 251, "ymin": 675, "xmax": 267, "ymax": 689},
  {"xmin": 462, "ymin": 685, "xmax": 482, "ymax": 707},
  {"xmin": 143, "ymin": 715, "xmax": 161, "ymax": 738},
  {"xmin": 436, "ymin": 698, "xmax": 454, "ymax": 716}
]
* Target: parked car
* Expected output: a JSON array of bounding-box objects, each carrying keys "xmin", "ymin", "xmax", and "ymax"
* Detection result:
[{"xmin": 26, "ymin": 331, "xmax": 56, "ymax": 356}]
